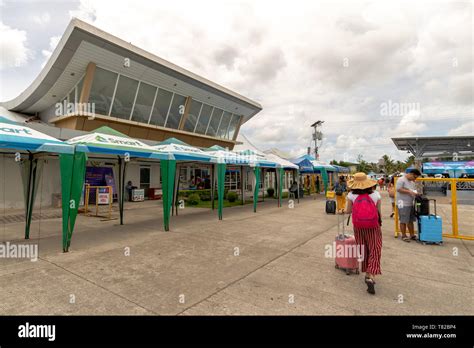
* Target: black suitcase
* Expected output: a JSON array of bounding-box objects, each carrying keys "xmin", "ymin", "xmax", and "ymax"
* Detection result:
[
  {"xmin": 414, "ymin": 195, "xmax": 430, "ymax": 216},
  {"xmin": 326, "ymin": 200, "xmax": 336, "ymax": 214}
]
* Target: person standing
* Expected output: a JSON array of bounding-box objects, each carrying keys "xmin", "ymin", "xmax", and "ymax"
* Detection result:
[
  {"xmin": 387, "ymin": 176, "xmax": 396, "ymax": 218},
  {"xmin": 346, "ymin": 173, "xmax": 382, "ymax": 295},
  {"xmin": 316, "ymin": 176, "xmax": 320, "ymax": 193},
  {"xmin": 334, "ymin": 176, "xmax": 347, "ymax": 214},
  {"xmin": 396, "ymin": 169, "xmax": 421, "ymax": 242}
]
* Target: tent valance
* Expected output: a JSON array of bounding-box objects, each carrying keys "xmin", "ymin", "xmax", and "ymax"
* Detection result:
[{"xmin": 68, "ymin": 126, "xmax": 171, "ymax": 160}]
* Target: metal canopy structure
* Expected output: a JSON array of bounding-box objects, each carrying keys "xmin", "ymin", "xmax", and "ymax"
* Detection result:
[{"xmin": 391, "ymin": 136, "xmax": 474, "ymax": 159}]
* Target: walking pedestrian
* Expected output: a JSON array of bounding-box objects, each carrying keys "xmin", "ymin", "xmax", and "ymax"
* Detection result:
[
  {"xmin": 346, "ymin": 173, "xmax": 382, "ymax": 295},
  {"xmin": 334, "ymin": 176, "xmax": 347, "ymax": 214}
]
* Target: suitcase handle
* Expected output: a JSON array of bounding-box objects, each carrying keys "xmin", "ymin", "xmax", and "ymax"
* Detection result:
[{"xmin": 429, "ymin": 199, "xmax": 437, "ymax": 216}]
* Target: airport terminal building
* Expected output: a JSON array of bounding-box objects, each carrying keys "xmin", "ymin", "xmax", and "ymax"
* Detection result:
[{"xmin": 0, "ymin": 19, "xmax": 264, "ymax": 208}]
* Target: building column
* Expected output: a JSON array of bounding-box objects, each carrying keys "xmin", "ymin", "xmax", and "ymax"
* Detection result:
[
  {"xmin": 178, "ymin": 96, "xmax": 192, "ymax": 130},
  {"xmin": 78, "ymin": 62, "xmax": 97, "ymax": 106}
]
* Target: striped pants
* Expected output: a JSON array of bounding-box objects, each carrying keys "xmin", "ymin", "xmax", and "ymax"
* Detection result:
[{"xmin": 354, "ymin": 226, "xmax": 383, "ymax": 275}]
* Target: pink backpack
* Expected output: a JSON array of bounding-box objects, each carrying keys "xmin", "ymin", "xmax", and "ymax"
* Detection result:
[{"xmin": 352, "ymin": 194, "xmax": 379, "ymax": 229}]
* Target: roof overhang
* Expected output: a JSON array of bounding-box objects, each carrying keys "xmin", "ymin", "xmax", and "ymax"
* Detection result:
[
  {"xmin": 1, "ymin": 18, "xmax": 262, "ymax": 122},
  {"xmin": 392, "ymin": 136, "xmax": 474, "ymax": 158}
]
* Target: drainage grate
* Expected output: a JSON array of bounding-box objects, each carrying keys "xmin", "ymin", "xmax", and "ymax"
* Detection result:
[{"xmin": 0, "ymin": 211, "xmax": 63, "ymax": 224}]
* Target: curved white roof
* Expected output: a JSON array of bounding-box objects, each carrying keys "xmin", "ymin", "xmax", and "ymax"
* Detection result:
[{"xmin": 1, "ymin": 18, "xmax": 262, "ymax": 121}]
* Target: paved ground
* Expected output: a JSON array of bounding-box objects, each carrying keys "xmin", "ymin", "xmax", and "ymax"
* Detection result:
[{"xmin": 0, "ymin": 191, "xmax": 472, "ymax": 315}]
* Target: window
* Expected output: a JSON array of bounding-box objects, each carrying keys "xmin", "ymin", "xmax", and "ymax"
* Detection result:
[
  {"xmin": 225, "ymin": 168, "xmax": 241, "ymax": 190},
  {"xmin": 165, "ymin": 93, "xmax": 186, "ymax": 129},
  {"xmin": 68, "ymin": 87, "xmax": 76, "ymax": 106},
  {"xmin": 131, "ymin": 82, "xmax": 157, "ymax": 124},
  {"xmin": 184, "ymin": 100, "xmax": 202, "ymax": 132},
  {"xmin": 150, "ymin": 88, "xmax": 173, "ymax": 126},
  {"xmin": 140, "ymin": 166, "xmax": 151, "ymax": 190},
  {"xmin": 111, "ymin": 75, "xmax": 139, "ymax": 119},
  {"xmin": 89, "ymin": 67, "xmax": 118, "ymax": 115},
  {"xmin": 195, "ymin": 104, "xmax": 213, "ymax": 134},
  {"xmin": 217, "ymin": 111, "xmax": 232, "ymax": 138},
  {"xmin": 227, "ymin": 114, "xmax": 241, "ymax": 139},
  {"xmin": 206, "ymin": 108, "xmax": 223, "ymax": 136}
]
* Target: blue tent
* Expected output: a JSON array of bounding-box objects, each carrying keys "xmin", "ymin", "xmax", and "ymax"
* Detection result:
[
  {"xmin": 290, "ymin": 155, "xmax": 316, "ymax": 173},
  {"xmin": 331, "ymin": 164, "xmax": 350, "ymax": 173}
]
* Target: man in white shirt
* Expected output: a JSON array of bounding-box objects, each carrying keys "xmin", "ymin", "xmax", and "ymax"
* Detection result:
[{"xmin": 396, "ymin": 169, "xmax": 421, "ymax": 242}]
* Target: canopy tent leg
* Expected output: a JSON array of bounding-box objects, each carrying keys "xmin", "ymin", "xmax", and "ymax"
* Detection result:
[
  {"xmin": 321, "ymin": 168, "xmax": 329, "ymax": 195},
  {"xmin": 261, "ymin": 168, "xmax": 265, "ymax": 202},
  {"xmin": 211, "ymin": 164, "xmax": 216, "ymax": 210},
  {"xmin": 21, "ymin": 154, "xmax": 41, "ymax": 240},
  {"xmin": 217, "ymin": 162, "xmax": 226, "ymax": 220},
  {"xmin": 59, "ymin": 151, "xmax": 87, "ymax": 252},
  {"xmin": 175, "ymin": 165, "xmax": 181, "ymax": 216},
  {"xmin": 240, "ymin": 165, "xmax": 244, "ymax": 205},
  {"xmin": 160, "ymin": 159, "xmax": 176, "ymax": 231},
  {"xmin": 296, "ymin": 169, "xmax": 300, "ymax": 204},
  {"xmin": 172, "ymin": 164, "xmax": 180, "ymax": 216},
  {"xmin": 117, "ymin": 156, "xmax": 127, "ymax": 225},
  {"xmin": 253, "ymin": 166, "xmax": 260, "ymax": 213},
  {"xmin": 278, "ymin": 168, "xmax": 284, "ymax": 208}
]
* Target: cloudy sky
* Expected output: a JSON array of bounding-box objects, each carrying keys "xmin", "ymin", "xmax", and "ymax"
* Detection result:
[{"xmin": 0, "ymin": 0, "xmax": 472, "ymax": 162}]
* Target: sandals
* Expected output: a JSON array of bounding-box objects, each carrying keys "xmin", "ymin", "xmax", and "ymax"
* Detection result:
[
  {"xmin": 402, "ymin": 236, "xmax": 411, "ymax": 242},
  {"xmin": 365, "ymin": 278, "xmax": 376, "ymax": 295},
  {"xmin": 410, "ymin": 235, "xmax": 418, "ymax": 241}
]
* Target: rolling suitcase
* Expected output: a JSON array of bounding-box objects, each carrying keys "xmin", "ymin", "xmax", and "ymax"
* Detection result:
[
  {"xmin": 326, "ymin": 200, "xmax": 336, "ymax": 214},
  {"xmin": 417, "ymin": 199, "xmax": 443, "ymax": 245},
  {"xmin": 335, "ymin": 214, "xmax": 359, "ymax": 275}
]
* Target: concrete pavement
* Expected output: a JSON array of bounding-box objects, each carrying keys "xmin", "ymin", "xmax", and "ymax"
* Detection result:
[{"xmin": 0, "ymin": 191, "xmax": 472, "ymax": 315}]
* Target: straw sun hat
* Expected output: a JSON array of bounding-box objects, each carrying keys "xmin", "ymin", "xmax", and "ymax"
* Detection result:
[{"xmin": 347, "ymin": 172, "xmax": 377, "ymax": 190}]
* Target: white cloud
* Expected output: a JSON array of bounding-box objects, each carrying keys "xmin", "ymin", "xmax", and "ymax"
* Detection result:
[
  {"xmin": 448, "ymin": 122, "xmax": 474, "ymax": 136},
  {"xmin": 41, "ymin": 35, "xmax": 61, "ymax": 67},
  {"xmin": 0, "ymin": 21, "xmax": 31, "ymax": 70},
  {"xmin": 31, "ymin": 12, "xmax": 51, "ymax": 25},
  {"xmin": 1, "ymin": 0, "xmax": 472, "ymax": 163}
]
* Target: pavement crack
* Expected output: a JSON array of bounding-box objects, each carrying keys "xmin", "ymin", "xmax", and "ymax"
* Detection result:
[
  {"xmin": 175, "ymin": 221, "xmax": 338, "ymax": 315},
  {"xmin": 38, "ymin": 256, "xmax": 160, "ymax": 315}
]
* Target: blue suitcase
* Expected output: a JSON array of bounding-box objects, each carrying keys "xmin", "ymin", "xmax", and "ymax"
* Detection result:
[{"xmin": 417, "ymin": 199, "xmax": 443, "ymax": 245}]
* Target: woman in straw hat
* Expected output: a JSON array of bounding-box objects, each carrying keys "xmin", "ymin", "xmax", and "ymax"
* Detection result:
[{"xmin": 346, "ymin": 172, "xmax": 382, "ymax": 295}]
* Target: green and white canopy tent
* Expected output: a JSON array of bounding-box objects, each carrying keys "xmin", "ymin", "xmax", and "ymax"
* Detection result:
[
  {"xmin": 152, "ymin": 138, "xmax": 228, "ymax": 219},
  {"xmin": 234, "ymin": 149, "xmax": 284, "ymax": 212},
  {"xmin": 265, "ymin": 153, "xmax": 300, "ymax": 207},
  {"xmin": 204, "ymin": 146, "xmax": 257, "ymax": 218},
  {"xmin": 0, "ymin": 116, "xmax": 83, "ymax": 252},
  {"xmin": 311, "ymin": 160, "xmax": 336, "ymax": 193},
  {"xmin": 67, "ymin": 126, "xmax": 175, "ymax": 231}
]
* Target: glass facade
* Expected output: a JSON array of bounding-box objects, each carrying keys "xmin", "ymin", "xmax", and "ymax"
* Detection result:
[
  {"xmin": 227, "ymin": 114, "xmax": 240, "ymax": 139},
  {"xmin": 165, "ymin": 93, "xmax": 186, "ymax": 129},
  {"xmin": 217, "ymin": 111, "xmax": 232, "ymax": 138},
  {"xmin": 184, "ymin": 100, "xmax": 202, "ymax": 132},
  {"xmin": 89, "ymin": 67, "xmax": 118, "ymax": 115},
  {"xmin": 85, "ymin": 66, "xmax": 242, "ymax": 140},
  {"xmin": 150, "ymin": 88, "xmax": 173, "ymax": 126},
  {"xmin": 131, "ymin": 82, "xmax": 157, "ymax": 124},
  {"xmin": 195, "ymin": 104, "xmax": 213, "ymax": 134},
  {"xmin": 206, "ymin": 108, "xmax": 223, "ymax": 136},
  {"xmin": 111, "ymin": 75, "xmax": 139, "ymax": 119}
]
